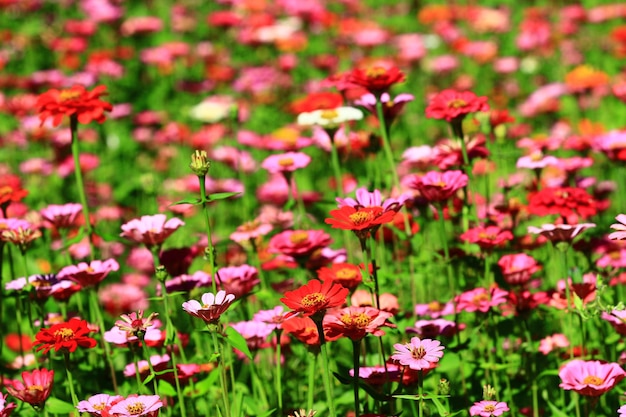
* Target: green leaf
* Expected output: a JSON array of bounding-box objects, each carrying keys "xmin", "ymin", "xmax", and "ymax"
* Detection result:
[
  {"xmin": 428, "ymin": 396, "xmax": 449, "ymax": 416},
  {"xmin": 224, "ymin": 326, "xmax": 253, "ymax": 360},
  {"xmin": 207, "ymin": 192, "xmax": 240, "ymax": 202},
  {"xmin": 46, "ymin": 398, "xmax": 77, "ymax": 414},
  {"xmin": 158, "ymin": 379, "xmax": 177, "ymax": 397},
  {"xmin": 169, "ymin": 198, "xmax": 201, "ymax": 206},
  {"xmin": 573, "ymin": 292, "xmax": 583, "ymax": 312},
  {"xmin": 394, "ymin": 394, "xmax": 419, "ymax": 401},
  {"xmin": 143, "ymin": 373, "xmax": 155, "ymax": 386},
  {"xmin": 255, "ymin": 408, "xmax": 276, "ymax": 417},
  {"xmin": 187, "ymin": 371, "xmax": 220, "ymax": 397}
]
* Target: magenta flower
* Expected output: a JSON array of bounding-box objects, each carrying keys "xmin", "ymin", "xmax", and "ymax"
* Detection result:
[
  {"xmin": 609, "ymin": 214, "xmax": 626, "ymax": 240},
  {"xmin": 77, "ymin": 393, "xmax": 123, "ymax": 417},
  {"xmin": 559, "ymin": 360, "xmax": 626, "ymax": 396},
  {"xmin": 516, "ymin": 151, "xmax": 559, "ymax": 170},
  {"xmin": 40, "ymin": 203, "xmax": 83, "ymax": 229},
  {"xmin": 215, "ymin": 264, "xmax": 260, "ymax": 298},
  {"xmin": 57, "ymin": 259, "xmax": 120, "ymax": 288},
  {"xmin": 409, "ymin": 170, "xmax": 468, "ymax": 203},
  {"xmin": 229, "ymin": 321, "xmax": 274, "ymax": 352},
  {"xmin": 470, "ymin": 400, "xmax": 510, "ymax": 417},
  {"xmin": 115, "ymin": 311, "xmax": 159, "ymax": 338},
  {"xmin": 229, "ymin": 220, "xmax": 273, "ymax": 243},
  {"xmin": 0, "ymin": 218, "xmax": 42, "ymax": 248},
  {"xmin": 107, "ymin": 395, "xmax": 163, "ymax": 417},
  {"xmin": 353, "ymin": 92, "xmax": 414, "ymax": 124},
  {"xmin": 253, "ymin": 306, "xmax": 288, "ymax": 331},
  {"xmin": 261, "ymin": 152, "xmax": 311, "ymax": 174},
  {"xmin": 601, "ymin": 309, "xmax": 626, "ymax": 336},
  {"xmin": 268, "ymin": 229, "xmax": 332, "ymax": 260},
  {"xmin": 182, "ymin": 290, "xmax": 236, "ymax": 325},
  {"xmin": 459, "ymin": 225, "xmax": 513, "ymax": 250},
  {"xmin": 336, "ymin": 187, "xmax": 409, "ymax": 213},
  {"xmin": 120, "ymin": 214, "xmax": 185, "ymax": 248},
  {"xmin": 5, "ymin": 368, "xmax": 54, "ymax": 408},
  {"xmin": 391, "ymin": 337, "xmax": 445, "ymax": 370},
  {"xmin": 456, "ymin": 287, "xmax": 509, "ymax": 313},
  {"xmin": 497, "ymin": 253, "xmax": 541, "ymax": 286},
  {"xmin": 0, "ymin": 393, "xmax": 17, "ymax": 417}
]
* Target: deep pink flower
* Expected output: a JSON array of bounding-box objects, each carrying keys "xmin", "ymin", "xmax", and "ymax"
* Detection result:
[
  {"xmin": 268, "ymin": 230, "xmax": 332, "ymax": 260},
  {"xmin": 601, "ymin": 309, "xmax": 626, "ymax": 336},
  {"xmin": 460, "ymin": 225, "xmax": 513, "ymax": 250},
  {"xmin": 497, "ymin": 253, "xmax": 541, "ymax": 286},
  {"xmin": 409, "ymin": 170, "xmax": 468, "ymax": 203},
  {"xmin": 391, "ymin": 337, "xmax": 445, "ymax": 370},
  {"xmin": 253, "ymin": 306, "xmax": 288, "ymax": 331},
  {"xmin": 559, "ymin": 360, "xmax": 626, "ymax": 396},
  {"xmin": 336, "ymin": 187, "xmax": 408, "ymax": 213},
  {"xmin": 57, "ymin": 259, "xmax": 119, "ymax": 288},
  {"xmin": 0, "ymin": 393, "xmax": 16, "ymax": 417},
  {"xmin": 470, "ymin": 400, "xmax": 510, "ymax": 417},
  {"xmin": 323, "ymin": 306, "xmax": 395, "ymax": 341},
  {"xmin": 425, "ymin": 89, "xmax": 489, "ymax": 122},
  {"xmin": 538, "ymin": 334, "xmax": 569, "ymax": 355},
  {"xmin": 5, "ymin": 368, "xmax": 54, "ymax": 408},
  {"xmin": 107, "ymin": 394, "xmax": 163, "ymax": 417},
  {"xmin": 229, "ymin": 220, "xmax": 273, "ymax": 243},
  {"xmin": 609, "ymin": 214, "xmax": 626, "ymax": 240},
  {"xmin": 215, "ymin": 264, "xmax": 260, "ymax": 298},
  {"xmin": 120, "ymin": 214, "xmax": 185, "ymax": 248},
  {"xmin": 456, "ymin": 287, "xmax": 509, "ymax": 313}
]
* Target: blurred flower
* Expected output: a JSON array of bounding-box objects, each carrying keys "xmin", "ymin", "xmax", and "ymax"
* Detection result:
[
  {"xmin": 36, "ymin": 85, "xmax": 112, "ymax": 127},
  {"xmin": 609, "ymin": 214, "xmax": 626, "ymax": 240},
  {"xmin": 189, "ymin": 95, "xmax": 236, "ymax": 123},
  {"xmin": 268, "ymin": 230, "xmax": 332, "ymax": 261},
  {"xmin": 57, "ymin": 259, "xmax": 119, "ymax": 288},
  {"xmin": 538, "ymin": 334, "xmax": 569, "ymax": 355},
  {"xmin": 120, "ymin": 214, "xmax": 185, "ymax": 248},
  {"xmin": 40, "ymin": 203, "xmax": 82, "ymax": 229},
  {"xmin": 261, "ymin": 152, "xmax": 311, "ymax": 174},
  {"xmin": 297, "ymin": 107, "xmax": 363, "ymax": 128},
  {"xmin": 527, "ymin": 223, "xmax": 595, "ymax": 243},
  {"xmin": 115, "ymin": 311, "xmax": 159, "ymax": 339},
  {"xmin": 391, "ymin": 337, "xmax": 444, "ymax": 370},
  {"xmin": 325, "ymin": 206, "xmax": 395, "ymax": 240},
  {"xmin": 182, "ymin": 290, "xmax": 236, "ymax": 325},
  {"xmin": 497, "ymin": 253, "xmax": 541, "ymax": 286},
  {"xmin": 425, "ymin": 89, "xmax": 489, "ymax": 122},
  {"xmin": 347, "ymin": 65, "xmax": 405, "ymax": 96},
  {"xmin": 527, "ymin": 187, "xmax": 597, "ymax": 223},
  {"xmin": 460, "ymin": 225, "xmax": 513, "ymax": 250},
  {"xmin": 317, "ymin": 263, "xmax": 362, "ymax": 290},
  {"xmin": 77, "ymin": 393, "xmax": 123, "ymax": 417},
  {"xmin": 456, "ymin": 287, "xmax": 508, "ymax": 313},
  {"xmin": 409, "ymin": 170, "xmax": 468, "ymax": 203},
  {"xmin": 282, "ymin": 316, "xmax": 319, "ymax": 346},
  {"xmin": 5, "ymin": 368, "xmax": 54, "ymax": 408},
  {"xmin": 559, "ymin": 360, "xmax": 626, "ymax": 396},
  {"xmin": 216, "ymin": 265, "xmax": 260, "ymax": 298}
]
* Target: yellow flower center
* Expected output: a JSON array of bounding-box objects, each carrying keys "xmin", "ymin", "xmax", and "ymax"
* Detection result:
[
  {"xmin": 289, "ymin": 231, "xmax": 309, "ymax": 244},
  {"xmin": 336, "ymin": 268, "xmax": 358, "ymax": 280},
  {"xmin": 126, "ymin": 402, "xmax": 146, "ymax": 415},
  {"xmin": 278, "ymin": 157, "xmax": 294, "ymax": 167},
  {"xmin": 272, "ymin": 127, "xmax": 299, "ymax": 145},
  {"xmin": 478, "ymin": 232, "xmax": 496, "ymax": 240},
  {"xmin": 54, "ymin": 328, "xmax": 75, "ymax": 340},
  {"xmin": 428, "ymin": 301, "xmax": 442, "ymax": 312},
  {"xmin": 94, "ymin": 403, "xmax": 106, "ymax": 411},
  {"xmin": 583, "ymin": 375, "xmax": 603, "ymax": 385},
  {"xmin": 340, "ymin": 313, "xmax": 372, "ymax": 327},
  {"xmin": 483, "ymin": 405, "xmax": 496, "ymax": 412},
  {"xmin": 59, "ymin": 89, "xmax": 82, "ymax": 102},
  {"xmin": 320, "ymin": 109, "xmax": 339, "ymax": 120},
  {"xmin": 411, "ymin": 346, "xmax": 426, "ymax": 359},
  {"xmin": 27, "ymin": 385, "xmax": 44, "ymax": 392},
  {"xmin": 301, "ymin": 292, "xmax": 327, "ymax": 308},
  {"xmin": 472, "ymin": 293, "xmax": 490, "ymax": 305},
  {"xmin": 448, "ymin": 98, "xmax": 467, "ymax": 109},
  {"xmin": 348, "ymin": 211, "xmax": 374, "ymax": 226},
  {"xmin": 365, "ymin": 66, "xmax": 386, "ymax": 78}
]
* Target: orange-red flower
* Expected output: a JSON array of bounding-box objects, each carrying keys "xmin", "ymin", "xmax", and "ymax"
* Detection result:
[
  {"xmin": 347, "ymin": 65, "xmax": 405, "ymax": 96},
  {"xmin": 280, "ymin": 279, "xmax": 348, "ymax": 320},
  {"xmin": 317, "ymin": 263, "xmax": 363, "ymax": 290},
  {"xmin": 325, "ymin": 206, "xmax": 396, "ymax": 240},
  {"xmin": 34, "ymin": 318, "xmax": 97, "ymax": 354},
  {"xmin": 36, "ymin": 84, "xmax": 113, "ymax": 127},
  {"xmin": 425, "ymin": 89, "xmax": 489, "ymax": 122},
  {"xmin": 0, "ymin": 174, "xmax": 28, "ymax": 208}
]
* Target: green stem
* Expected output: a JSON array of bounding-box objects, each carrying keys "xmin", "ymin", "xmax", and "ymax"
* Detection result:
[
  {"xmin": 198, "ymin": 175, "xmax": 217, "ymax": 294},
  {"xmin": 307, "ymin": 352, "xmax": 316, "ymax": 411},
  {"xmin": 210, "ymin": 331, "xmax": 231, "ymax": 417},
  {"xmin": 418, "ymin": 369, "xmax": 424, "ymax": 417},
  {"xmin": 315, "ymin": 320, "xmax": 336, "ymax": 417},
  {"xmin": 63, "ymin": 351, "xmax": 79, "ymax": 406},
  {"xmin": 360, "ymin": 239, "xmax": 379, "ymax": 309},
  {"xmin": 375, "ymin": 99, "xmax": 400, "ymax": 190},
  {"xmin": 89, "ymin": 288, "xmax": 119, "ymax": 393},
  {"xmin": 275, "ymin": 330, "xmax": 283, "ymax": 414},
  {"xmin": 69, "ymin": 116, "xmax": 96, "ymax": 262},
  {"xmin": 352, "ymin": 339, "xmax": 361, "ymax": 417},
  {"xmin": 140, "ymin": 339, "xmax": 159, "ymax": 395}
]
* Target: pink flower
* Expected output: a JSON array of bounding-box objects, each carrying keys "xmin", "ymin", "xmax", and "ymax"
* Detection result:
[
  {"xmin": 527, "ymin": 223, "xmax": 595, "ymax": 243},
  {"xmin": 425, "ymin": 89, "xmax": 489, "ymax": 122},
  {"xmin": 559, "ymin": 360, "xmax": 626, "ymax": 396},
  {"xmin": 182, "ymin": 290, "xmax": 236, "ymax": 325},
  {"xmin": 609, "ymin": 214, "xmax": 626, "ymax": 240},
  {"xmin": 77, "ymin": 393, "xmax": 123, "ymax": 416},
  {"xmin": 57, "ymin": 259, "xmax": 120, "ymax": 288},
  {"xmin": 619, "ymin": 404, "xmax": 626, "ymax": 417},
  {"xmin": 107, "ymin": 395, "xmax": 163, "ymax": 417},
  {"xmin": 538, "ymin": 334, "xmax": 570, "ymax": 355},
  {"xmin": 470, "ymin": 400, "xmax": 510, "ymax": 416},
  {"xmin": 414, "ymin": 301, "xmax": 455, "ymax": 318},
  {"xmin": 0, "ymin": 393, "xmax": 17, "ymax": 417},
  {"xmin": 268, "ymin": 229, "xmax": 332, "ymax": 260},
  {"xmin": 323, "ymin": 306, "xmax": 395, "ymax": 341},
  {"xmin": 456, "ymin": 287, "xmax": 509, "ymax": 313},
  {"xmin": 5, "ymin": 368, "xmax": 54, "ymax": 408},
  {"xmin": 215, "ymin": 265, "xmax": 260, "ymax": 298},
  {"xmin": 408, "ymin": 319, "xmax": 462, "ymax": 339},
  {"xmin": 40, "ymin": 203, "xmax": 83, "ymax": 229},
  {"xmin": 602, "ymin": 309, "xmax": 626, "ymax": 336},
  {"xmin": 261, "ymin": 152, "xmax": 311, "ymax": 174},
  {"xmin": 229, "ymin": 220, "xmax": 273, "ymax": 243},
  {"xmin": 391, "ymin": 337, "xmax": 445, "ymax": 370},
  {"xmin": 409, "ymin": 170, "xmax": 468, "ymax": 203},
  {"xmin": 253, "ymin": 306, "xmax": 288, "ymax": 331},
  {"xmin": 120, "ymin": 214, "xmax": 185, "ymax": 248},
  {"xmin": 497, "ymin": 253, "xmax": 541, "ymax": 286},
  {"xmin": 336, "ymin": 187, "xmax": 408, "ymax": 213},
  {"xmin": 230, "ymin": 321, "xmax": 274, "ymax": 352},
  {"xmin": 516, "ymin": 151, "xmax": 559, "ymax": 170},
  {"xmin": 459, "ymin": 225, "xmax": 513, "ymax": 250}
]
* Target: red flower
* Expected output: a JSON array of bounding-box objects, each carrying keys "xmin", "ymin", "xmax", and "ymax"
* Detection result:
[
  {"xmin": 317, "ymin": 263, "xmax": 363, "ymax": 290},
  {"xmin": 5, "ymin": 368, "xmax": 54, "ymax": 408},
  {"xmin": 282, "ymin": 316, "xmax": 320, "ymax": 347},
  {"xmin": 0, "ymin": 174, "xmax": 28, "ymax": 208},
  {"xmin": 347, "ymin": 65, "xmax": 406, "ymax": 96},
  {"xmin": 290, "ymin": 92, "xmax": 344, "ymax": 114},
  {"xmin": 325, "ymin": 206, "xmax": 396, "ymax": 240},
  {"xmin": 425, "ymin": 89, "xmax": 489, "ymax": 122},
  {"xmin": 527, "ymin": 187, "xmax": 597, "ymax": 223},
  {"xmin": 280, "ymin": 279, "xmax": 349, "ymax": 319},
  {"xmin": 34, "ymin": 318, "xmax": 97, "ymax": 354},
  {"xmin": 36, "ymin": 84, "xmax": 113, "ymax": 127}
]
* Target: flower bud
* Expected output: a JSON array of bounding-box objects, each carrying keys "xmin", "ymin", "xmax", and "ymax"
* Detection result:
[
  {"xmin": 483, "ymin": 384, "xmax": 496, "ymax": 400},
  {"xmin": 190, "ymin": 150, "xmax": 211, "ymax": 176}
]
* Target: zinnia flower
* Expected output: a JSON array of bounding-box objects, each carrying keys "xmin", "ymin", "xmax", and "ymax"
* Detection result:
[
  {"xmin": 57, "ymin": 259, "xmax": 120, "ymax": 288},
  {"xmin": 347, "ymin": 64, "xmax": 406, "ymax": 96},
  {"xmin": 609, "ymin": 214, "xmax": 626, "ymax": 240},
  {"xmin": 297, "ymin": 107, "xmax": 363, "ymax": 128},
  {"xmin": 268, "ymin": 230, "xmax": 332, "ymax": 260},
  {"xmin": 323, "ymin": 306, "xmax": 395, "ymax": 341},
  {"xmin": 40, "ymin": 203, "xmax": 83, "ymax": 229},
  {"xmin": 527, "ymin": 223, "xmax": 595, "ymax": 243},
  {"xmin": 425, "ymin": 89, "xmax": 489, "ymax": 122},
  {"xmin": 120, "ymin": 214, "xmax": 185, "ymax": 248},
  {"xmin": 107, "ymin": 395, "xmax": 163, "ymax": 417},
  {"xmin": 325, "ymin": 206, "xmax": 396, "ymax": 240},
  {"xmin": 34, "ymin": 318, "xmax": 97, "ymax": 354},
  {"xmin": 77, "ymin": 393, "xmax": 124, "ymax": 417},
  {"xmin": 527, "ymin": 187, "xmax": 597, "ymax": 223},
  {"xmin": 409, "ymin": 170, "xmax": 468, "ymax": 203},
  {"xmin": 391, "ymin": 337, "xmax": 445, "ymax": 370},
  {"xmin": 469, "ymin": 400, "xmax": 510, "ymax": 417},
  {"xmin": 280, "ymin": 279, "xmax": 349, "ymax": 320},
  {"xmin": 115, "ymin": 311, "xmax": 159, "ymax": 339},
  {"xmin": 497, "ymin": 253, "xmax": 541, "ymax": 286},
  {"xmin": 317, "ymin": 263, "xmax": 363, "ymax": 290},
  {"xmin": 182, "ymin": 290, "xmax": 236, "ymax": 325},
  {"xmin": 459, "ymin": 225, "xmax": 513, "ymax": 250},
  {"xmin": 559, "ymin": 359, "xmax": 626, "ymax": 396},
  {"xmin": 0, "ymin": 393, "xmax": 17, "ymax": 417},
  {"xmin": 36, "ymin": 84, "xmax": 113, "ymax": 127},
  {"xmin": 5, "ymin": 368, "xmax": 54, "ymax": 408},
  {"xmin": 261, "ymin": 152, "xmax": 311, "ymax": 174}
]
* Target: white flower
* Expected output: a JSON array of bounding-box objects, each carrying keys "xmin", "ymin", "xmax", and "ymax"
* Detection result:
[
  {"xmin": 189, "ymin": 96, "xmax": 236, "ymax": 123},
  {"xmin": 297, "ymin": 106, "xmax": 363, "ymax": 128}
]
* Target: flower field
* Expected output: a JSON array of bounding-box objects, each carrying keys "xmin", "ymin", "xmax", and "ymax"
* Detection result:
[{"xmin": 2, "ymin": 0, "xmax": 626, "ymax": 416}]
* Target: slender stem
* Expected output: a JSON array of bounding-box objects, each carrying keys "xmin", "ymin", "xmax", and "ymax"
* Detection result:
[
  {"xmin": 210, "ymin": 330, "xmax": 231, "ymax": 417},
  {"xmin": 89, "ymin": 288, "xmax": 119, "ymax": 393},
  {"xmin": 307, "ymin": 352, "xmax": 316, "ymax": 411},
  {"xmin": 375, "ymin": 100, "xmax": 400, "ymax": 190},
  {"xmin": 69, "ymin": 116, "xmax": 96, "ymax": 262},
  {"xmin": 198, "ymin": 175, "xmax": 217, "ymax": 294},
  {"xmin": 359, "ymin": 239, "xmax": 379, "ymax": 309},
  {"xmin": 140, "ymin": 339, "xmax": 159, "ymax": 395},
  {"xmin": 418, "ymin": 369, "xmax": 424, "ymax": 417},
  {"xmin": 63, "ymin": 351, "xmax": 79, "ymax": 406},
  {"xmin": 352, "ymin": 339, "xmax": 361, "ymax": 417},
  {"xmin": 314, "ymin": 319, "xmax": 336, "ymax": 417},
  {"xmin": 132, "ymin": 347, "xmax": 145, "ymax": 393},
  {"xmin": 275, "ymin": 330, "xmax": 283, "ymax": 414}
]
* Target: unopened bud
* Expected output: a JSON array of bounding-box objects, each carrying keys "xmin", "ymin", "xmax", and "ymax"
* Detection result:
[
  {"xmin": 483, "ymin": 384, "xmax": 496, "ymax": 400},
  {"xmin": 155, "ymin": 265, "xmax": 169, "ymax": 282},
  {"xmin": 190, "ymin": 150, "xmax": 211, "ymax": 176},
  {"xmin": 438, "ymin": 378, "xmax": 450, "ymax": 395}
]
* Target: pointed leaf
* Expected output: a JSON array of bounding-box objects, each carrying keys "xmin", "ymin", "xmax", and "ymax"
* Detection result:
[
  {"xmin": 158, "ymin": 379, "xmax": 177, "ymax": 397},
  {"xmin": 225, "ymin": 326, "xmax": 253, "ymax": 360},
  {"xmin": 143, "ymin": 373, "xmax": 155, "ymax": 386},
  {"xmin": 46, "ymin": 398, "xmax": 77, "ymax": 414},
  {"xmin": 207, "ymin": 192, "xmax": 240, "ymax": 202},
  {"xmin": 169, "ymin": 198, "xmax": 201, "ymax": 206}
]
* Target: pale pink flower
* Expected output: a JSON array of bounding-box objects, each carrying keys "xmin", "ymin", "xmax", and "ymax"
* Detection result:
[
  {"xmin": 336, "ymin": 187, "xmax": 409, "ymax": 213},
  {"xmin": 261, "ymin": 152, "xmax": 311, "ymax": 174},
  {"xmin": 182, "ymin": 290, "xmax": 236, "ymax": 324},
  {"xmin": 57, "ymin": 259, "xmax": 120, "ymax": 288},
  {"xmin": 230, "ymin": 321, "xmax": 274, "ymax": 352},
  {"xmin": 253, "ymin": 306, "xmax": 288, "ymax": 331},
  {"xmin": 609, "ymin": 214, "xmax": 626, "ymax": 240},
  {"xmin": 538, "ymin": 333, "xmax": 570, "ymax": 355},
  {"xmin": 40, "ymin": 203, "xmax": 83, "ymax": 229},
  {"xmin": 527, "ymin": 223, "xmax": 595, "ymax": 243},
  {"xmin": 107, "ymin": 395, "xmax": 163, "ymax": 417},
  {"xmin": 414, "ymin": 300, "xmax": 455, "ymax": 318},
  {"xmin": 77, "ymin": 393, "xmax": 123, "ymax": 416},
  {"xmin": 470, "ymin": 400, "xmax": 510, "ymax": 416},
  {"xmin": 559, "ymin": 360, "xmax": 626, "ymax": 396},
  {"xmin": 0, "ymin": 393, "xmax": 16, "ymax": 417},
  {"xmin": 456, "ymin": 287, "xmax": 509, "ymax": 313},
  {"xmin": 601, "ymin": 309, "xmax": 626, "ymax": 336},
  {"xmin": 619, "ymin": 404, "xmax": 626, "ymax": 417},
  {"xmin": 165, "ymin": 271, "xmax": 211, "ymax": 293},
  {"xmin": 391, "ymin": 337, "xmax": 445, "ymax": 370},
  {"xmin": 99, "ymin": 283, "xmax": 149, "ymax": 317},
  {"xmin": 516, "ymin": 151, "xmax": 559, "ymax": 169},
  {"xmin": 216, "ymin": 265, "xmax": 260, "ymax": 298},
  {"xmin": 120, "ymin": 214, "xmax": 185, "ymax": 248},
  {"xmin": 123, "ymin": 354, "xmax": 170, "ymax": 378},
  {"xmin": 230, "ymin": 220, "xmax": 273, "ymax": 243}
]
